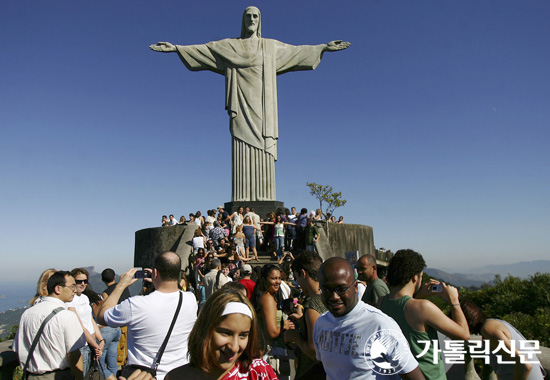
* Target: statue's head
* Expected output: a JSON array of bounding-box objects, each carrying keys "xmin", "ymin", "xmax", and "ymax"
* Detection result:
[{"xmin": 241, "ymin": 6, "xmax": 261, "ymax": 38}]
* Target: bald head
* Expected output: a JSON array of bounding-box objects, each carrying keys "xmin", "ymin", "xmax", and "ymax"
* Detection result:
[
  {"xmin": 360, "ymin": 254, "xmax": 376, "ymax": 265},
  {"xmin": 154, "ymin": 251, "xmax": 181, "ymax": 281},
  {"xmin": 319, "ymin": 257, "xmax": 354, "ymax": 284},
  {"xmin": 357, "ymin": 254, "xmax": 378, "ymax": 284},
  {"xmin": 319, "ymin": 257, "xmax": 358, "ymax": 317}
]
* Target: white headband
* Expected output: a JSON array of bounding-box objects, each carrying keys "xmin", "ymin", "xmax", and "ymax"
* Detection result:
[{"xmin": 221, "ymin": 302, "xmax": 253, "ymax": 320}]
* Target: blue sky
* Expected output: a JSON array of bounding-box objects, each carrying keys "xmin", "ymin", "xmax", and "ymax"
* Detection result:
[{"xmin": 1, "ymin": 1, "xmax": 549, "ymax": 282}]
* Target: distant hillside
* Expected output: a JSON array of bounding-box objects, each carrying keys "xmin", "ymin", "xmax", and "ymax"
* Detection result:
[
  {"xmin": 425, "ymin": 268, "xmax": 493, "ymax": 287},
  {"xmin": 0, "ymin": 307, "xmax": 26, "ymax": 338},
  {"xmin": 426, "ymin": 260, "xmax": 550, "ymax": 288},
  {"xmin": 84, "ymin": 266, "xmax": 143, "ymax": 296},
  {"xmin": 468, "ymin": 260, "xmax": 550, "ymax": 277}
]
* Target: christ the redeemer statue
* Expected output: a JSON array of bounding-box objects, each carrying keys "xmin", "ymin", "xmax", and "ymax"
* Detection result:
[{"xmin": 150, "ymin": 6, "xmax": 350, "ymax": 202}]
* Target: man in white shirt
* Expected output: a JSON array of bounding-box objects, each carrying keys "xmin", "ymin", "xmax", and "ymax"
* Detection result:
[
  {"xmin": 14, "ymin": 271, "xmax": 86, "ymax": 380},
  {"xmin": 313, "ymin": 258, "xmax": 425, "ymax": 380},
  {"xmin": 97, "ymin": 252, "xmax": 197, "ymax": 380},
  {"xmin": 168, "ymin": 214, "xmax": 178, "ymax": 226}
]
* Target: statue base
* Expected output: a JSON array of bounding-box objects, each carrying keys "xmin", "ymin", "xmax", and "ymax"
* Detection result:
[{"xmin": 224, "ymin": 200, "xmax": 285, "ymax": 218}]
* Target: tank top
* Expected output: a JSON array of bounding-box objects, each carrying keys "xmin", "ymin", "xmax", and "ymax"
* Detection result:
[
  {"xmin": 380, "ymin": 295, "xmax": 446, "ymax": 380},
  {"xmin": 487, "ymin": 319, "xmax": 545, "ymax": 380},
  {"xmin": 274, "ymin": 223, "xmax": 284, "ymax": 237},
  {"xmin": 242, "ymin": 224, "xmax": 255, "ymax": 239}
]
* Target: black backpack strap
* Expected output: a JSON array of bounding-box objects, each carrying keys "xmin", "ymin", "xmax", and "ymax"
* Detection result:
[
  {"xmin": 152, "ymin": 291, "xmax": 183, "ymax": 371},
  {"xmin": 22, "ymin": 307, "xmax": 65, "ymax": 379}
]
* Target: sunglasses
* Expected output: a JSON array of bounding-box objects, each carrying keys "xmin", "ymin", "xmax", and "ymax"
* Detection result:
[
  {"xmin": 75, "ymin": 279, "xmax": 88, "ymax": 285},
  {"xmin": 320, "ymin": 281, "xmax": 355, "ymax": 297}
]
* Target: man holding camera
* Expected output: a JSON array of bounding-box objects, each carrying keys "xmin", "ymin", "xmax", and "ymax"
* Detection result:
[
  {"xmin": 97, "ymin": 252, "xmax": 197, "ymax": 380},
  {"xmin": 379, "ymin": 249, "xmax": 470, "ymax": 380}
]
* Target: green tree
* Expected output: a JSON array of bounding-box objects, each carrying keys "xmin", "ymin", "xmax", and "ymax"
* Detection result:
[
  {"xmin": 461, "ymin": 273, "xmax": 550, "ymax": 345},
  {"xmin": 306, "ymin": 182, "xmax": 347, "ymax": 218},
  {"xmin": 0, "ymin": 324, "xmax": 18, "ymax": 342}
]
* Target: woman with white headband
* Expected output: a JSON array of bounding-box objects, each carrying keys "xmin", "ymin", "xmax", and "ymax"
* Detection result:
[{"xmin": 166, "ymin": 289, "xmax": 277, "ymax": 380}]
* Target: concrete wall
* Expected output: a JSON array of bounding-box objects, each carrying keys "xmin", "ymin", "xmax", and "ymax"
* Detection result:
[
  {"xmin": 316, "ymin": 222, "xmax": 375, "ymax": 262},
  {"xmin": 134, "ymin": 224, "xmax": 198, "ymax": 270}
]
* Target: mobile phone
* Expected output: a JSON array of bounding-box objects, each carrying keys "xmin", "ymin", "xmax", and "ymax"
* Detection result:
[
  {"xmin": 431, "ymin": 284, "xmax": 443, "ymax": 293},
  {"xmin": 135, "ymin": 270, "xmax": 151, "ymax": 279}
]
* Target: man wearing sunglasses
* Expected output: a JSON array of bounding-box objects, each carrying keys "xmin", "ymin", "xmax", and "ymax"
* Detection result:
[{"xmin": 313, "ymin": 258, "xmax": 425, "ymax": 380}]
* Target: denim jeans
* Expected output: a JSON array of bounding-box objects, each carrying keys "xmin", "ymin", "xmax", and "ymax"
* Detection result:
[
  {"xmin": 99, "ymin": 326, "xmax": 121, "ymax": 378},
  {"xmin": 80, "ymin": 344, "xmax": 91, "ymax": 377},
  {"xmin": 275, "ymin": 236, "xmax": 284, "ymax": 259}
]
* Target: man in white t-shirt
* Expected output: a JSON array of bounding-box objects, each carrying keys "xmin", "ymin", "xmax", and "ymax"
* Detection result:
[
  {"xmin": 97, "ymin": 252, "xmax": 197, "ymax": 380},
  {"xmin": 168, "ymin": 214, "xmax": 178, "ymax": 226},
  {"xmin": 14, "ymin": 271, "xmax": 86, "ymax": 380},
  {"xmin": 314, "ymin": 257, "xmax": 425, "ymax": 380}
]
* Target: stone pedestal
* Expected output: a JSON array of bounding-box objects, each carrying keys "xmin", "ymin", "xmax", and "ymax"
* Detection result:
[
  {"xmin": 224, "ymin": 200, "xmax": 285, "ymax": 218},
  {"xmin": 134, "ymin": 224, "xmax": 198, "ymax": 270}
]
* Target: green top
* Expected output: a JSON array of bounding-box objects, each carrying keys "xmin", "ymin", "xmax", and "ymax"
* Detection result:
[
  {"xmin": 361, "ymin": 278, "xmax": 389, "ymax": 306},
  {"xmin": 380, "ymin": 295, "xmax": 446, "ymax": 380},
  {"xmin": 295, "ymin": 294, "xmax": 327, "ymax": 378},
  {"xmin": 305, "ymin": 225, "xmax": 318, "ymax": 245}
]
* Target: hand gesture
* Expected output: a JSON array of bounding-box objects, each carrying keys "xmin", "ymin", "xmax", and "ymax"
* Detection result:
[
  {"xmin": 119, "ymin": 268, "xmax": 140, "ymax": 288},
  {"xmin": 289, "ymin": 303, "xmax": 303, "ymax": 321},
  {"xmin": 325, "ymin": 40, "xmax": 351, "ymax": 52},
  {"xmin": 440, "ymin": 282, "xmax": 460, "ymax": 305},
  {"xmin": 283, "ymin": 319, "xmax": 295, "ymax": 330},
  {"xmin": 94, "ymin": 345, "xmax": 103, "ymax": 359},
  {"xmin": 122, "ymin": 368, "xmax": 156, "ymax": 380},
  {"xmin": 415, "ymin": 279, "xmax": 440, "ymax": 299},
  {"xmin": 149, "ymin": 42, "xmax": 177, "ymax": 53}
]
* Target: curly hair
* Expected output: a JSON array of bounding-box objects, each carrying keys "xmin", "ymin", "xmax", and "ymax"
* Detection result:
[
  {"xmin": 291, "ymin": 250, "xmax": 323, "ymax": 281},
  {"xmin": 386, "ymin": 249, "xmax": 426, "ymax": 287}
]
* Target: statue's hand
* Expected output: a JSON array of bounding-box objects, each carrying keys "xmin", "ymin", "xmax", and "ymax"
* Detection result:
[
  {"xmin": 149, "ymin": 42, "xmax": 177, "ymax": 52},
  {"xmin": 325, "ymin": 40, "xmax": 351, "ymax": 52}
]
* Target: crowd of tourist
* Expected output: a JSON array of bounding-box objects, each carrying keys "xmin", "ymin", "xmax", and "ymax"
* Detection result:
[
  {"xmin": 14, "ymin": 244, "xmax": 546, "ymax": 379},
  {"xmin": 161, "ymin": 206, "xmax": 344, "ymax": 254}
]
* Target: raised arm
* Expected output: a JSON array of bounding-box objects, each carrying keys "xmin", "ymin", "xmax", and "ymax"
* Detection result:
[
  {"xmin": 324, "ymin": 40, "xmax": 351, "ymax": 52},
  {"xmin": 149, "ymin": 42, "xmax": 177, "ymax": 52},
  {"xmin": 415, "ymin": 281, "xmax": 470, "ymax": 340},
  {"xmin": 97, "ymin": 268, "xmax": 140, "ymax": 325}
]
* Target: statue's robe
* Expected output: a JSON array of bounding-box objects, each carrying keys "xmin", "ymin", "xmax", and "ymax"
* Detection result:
[{"xmin": 176, "ymin": 38, "xmax": 325, "ymax": 202}]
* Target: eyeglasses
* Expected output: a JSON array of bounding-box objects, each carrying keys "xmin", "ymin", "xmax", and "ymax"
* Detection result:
[
  {"xmin": 320, "ymin": 281, "xmax": 355, "ymax": 297},
  {"xmin": 75, "ymin": 279, "xmax": 88, "ymax": 285},
  {"xmin": 61, "ymin": 284, "xmax": 77, "ymax": 291}
]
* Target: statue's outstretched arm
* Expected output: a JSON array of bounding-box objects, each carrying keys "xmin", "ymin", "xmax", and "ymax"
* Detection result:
[
  {"xmin": 324, "ymin": 40, "xmax": 351, "ymax": 52},
  {"xmin": 149, "ymin": 42, "xmax": 177, "ymax": 53}
]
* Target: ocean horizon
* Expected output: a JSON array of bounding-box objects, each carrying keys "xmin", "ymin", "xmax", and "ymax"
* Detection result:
[{"xmin": 0, "ymin": 281, "xmax": 36, "ymax": 313}]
